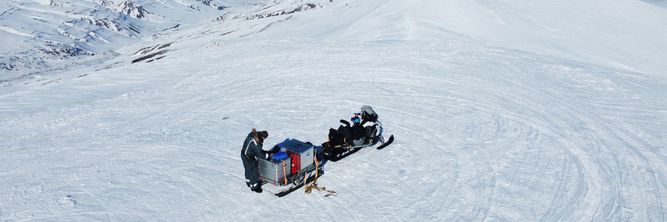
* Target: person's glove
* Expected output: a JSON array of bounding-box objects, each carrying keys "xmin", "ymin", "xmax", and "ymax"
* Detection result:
[{"xmin": 268, "ymin": 145, "xmax": 281, "ymax": 153}]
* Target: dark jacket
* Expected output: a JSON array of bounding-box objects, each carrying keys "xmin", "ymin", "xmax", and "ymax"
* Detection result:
[{"xmin": 241, "ymin": 132, "xmax": 271, "ymax": 184}]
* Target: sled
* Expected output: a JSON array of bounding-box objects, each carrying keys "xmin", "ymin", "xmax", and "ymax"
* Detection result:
[{"xmin": 259, "ymin": 139, "xmax": 324, "ymax": 197}]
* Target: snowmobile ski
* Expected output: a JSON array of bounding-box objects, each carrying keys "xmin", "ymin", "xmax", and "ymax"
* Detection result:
[{"xmin": 376, "ymin": 135, "xmax": 394, "ymax": 150}]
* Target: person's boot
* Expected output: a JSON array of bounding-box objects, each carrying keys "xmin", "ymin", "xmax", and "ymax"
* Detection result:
[{"xmin": 250, "ymin": 183, "xmax": 263, "ymax": 193}]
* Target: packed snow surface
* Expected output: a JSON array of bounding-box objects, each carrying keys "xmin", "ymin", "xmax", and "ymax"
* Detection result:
[{"xmin": 1, "ymin": 0, "xmax": 666, "ymax": 221}]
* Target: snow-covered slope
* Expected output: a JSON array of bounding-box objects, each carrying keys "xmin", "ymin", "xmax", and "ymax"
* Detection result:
[{"xmin": 1, "ymin": 0, "xmax": 666, "ymax": 221}]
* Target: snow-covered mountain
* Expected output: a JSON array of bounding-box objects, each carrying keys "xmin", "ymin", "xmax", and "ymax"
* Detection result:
[
  {"xmin": 0, "ymin": 0, "xmax": 234, "ymax": 84},
  {"xmin": 1, "ymin": 0, "xmax": 666, "ymax": 221}
]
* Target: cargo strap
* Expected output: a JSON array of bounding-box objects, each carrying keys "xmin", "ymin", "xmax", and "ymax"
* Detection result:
[
  {"xmin": 304, "ymin": 155, "xmax": 337, "ymax": 197},
  {"xmin": 305, "ymin": 183, "xmax": 337, "ymax": 197},
  {"xmin": 282, "ymin": 160, "xmax": 288, "ymax": 185}
]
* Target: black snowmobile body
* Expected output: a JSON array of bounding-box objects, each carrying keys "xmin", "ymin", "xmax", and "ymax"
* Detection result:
[{"xmin": 322, "ymin": 118, "xmax": 394, "ymax": 162}]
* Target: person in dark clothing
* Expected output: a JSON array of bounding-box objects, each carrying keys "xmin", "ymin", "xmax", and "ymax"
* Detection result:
[
  {"xmin": 241, "ymin": 128, "xmax": 272, "ymax": 193},
  {"xmin": 349, "ymin": 115, "xmax": 366, "ymax": 145},
  {"xmin": 329, "ymin": 115, "xmax": 366, "ymax": 146}
]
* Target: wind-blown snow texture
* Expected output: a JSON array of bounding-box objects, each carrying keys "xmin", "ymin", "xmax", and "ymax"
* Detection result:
[{"xmin": 1, "ymin": 0, "xmax": 666, "ymax": 221}]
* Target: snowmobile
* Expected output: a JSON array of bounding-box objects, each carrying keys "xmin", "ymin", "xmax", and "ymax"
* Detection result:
[
  {"xmin": 257, "ymin": 105, "xmax": 393, "ymax": 197},
  {"xmin": 321, "ymin": 105, "xmax": 394, "ymax": 161}
]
